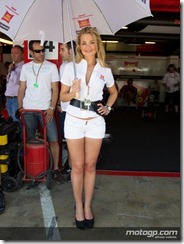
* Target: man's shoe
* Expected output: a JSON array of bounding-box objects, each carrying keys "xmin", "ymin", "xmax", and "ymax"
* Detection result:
[
  {"xmin": 52, "ymin": 169, "xmax": 68, "ymax": 184},
  {"xmin": 0, "ymin": 190, "xmax": 5, "ymax": 214},
  {"xmin": 61, "ymin": 162, "xmax": 71, "ymax": 175},
  {"xmin": 61, "ymin": 166, "xmax": 71, "ymax": 176}
]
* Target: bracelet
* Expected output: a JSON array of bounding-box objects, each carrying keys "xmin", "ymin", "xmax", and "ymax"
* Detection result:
[
  {"xmin": 49, "ymin": 106, "xmax": 55, "ymax": 111},
  {"xmin": 105, "ymin": 105, "xmax": 111, "ymax": 112},
  {"xmin": 104, "ymin": 106, "xmax": 110, "ymax": 115}
]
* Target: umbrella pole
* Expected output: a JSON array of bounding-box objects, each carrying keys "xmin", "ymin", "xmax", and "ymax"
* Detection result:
[{"xmin": 66, "ymin": 0, "xmax": 77, "ymax": 79}]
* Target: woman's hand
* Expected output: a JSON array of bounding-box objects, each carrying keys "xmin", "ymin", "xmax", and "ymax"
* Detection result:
[
  {"xmin": 72, "ymin": 79, "xmax": 81, "ymax": 99},
  {"xmin": 97, "ymin": 103, "xmax": 110, "ymax": 116}
]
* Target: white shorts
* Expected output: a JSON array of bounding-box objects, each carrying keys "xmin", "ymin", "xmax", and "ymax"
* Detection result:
[{"xmin": 64, "ymin": 113, "xmax": 106, "ymax": 139}]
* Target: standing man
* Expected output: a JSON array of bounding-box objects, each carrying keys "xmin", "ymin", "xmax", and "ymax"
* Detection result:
[
  {"xmin": 119, "ymin": 78, "xmax": 137, "ymax": 107},
  {"xmin": 162, "ymin": 64, "xmax": 180, "ymax": 113},
  {"xmin": 5, "ymin": 45, "xmax": 24, "ymax": 121},
  {"xmin": 57, "ymin": 41, "xmax": 76, "ymax": 177},
  {"xmin": 18, "ymin": 40, "xmax": 67, "ymax": 184},
  {"xmin": 57, "ymin": 41, "xmax": 76, "ymax": 139}
]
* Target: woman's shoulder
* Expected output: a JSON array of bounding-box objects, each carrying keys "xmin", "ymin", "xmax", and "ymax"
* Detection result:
[
  {"xmin": 96, "ymin": 61, "xmax": 110, "ymax": 70},
  {"xmin": 100, "ymin": 65, "xmax": 113, "ymax": 76}
]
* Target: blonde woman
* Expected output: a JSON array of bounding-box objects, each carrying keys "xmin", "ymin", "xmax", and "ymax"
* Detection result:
[{"xmin": 60, "ymin": 27, "xmax": 118, "ymax": 229}]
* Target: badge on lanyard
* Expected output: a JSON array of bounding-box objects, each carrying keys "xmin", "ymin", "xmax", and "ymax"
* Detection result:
[
  {"xmin": 84, "ymin": 93, "xmax": 91, "ymax": 110},
  {"xmin": 33, "ymin": 83, "xmax": 38, "ymax": 88}
]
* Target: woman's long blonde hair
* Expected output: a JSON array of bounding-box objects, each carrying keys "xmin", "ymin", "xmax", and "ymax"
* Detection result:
[{"xmin": 75, "ymin": 27, "xmax": 108, "ymax": 67}]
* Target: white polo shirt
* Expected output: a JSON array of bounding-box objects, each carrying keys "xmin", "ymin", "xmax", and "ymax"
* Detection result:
[
  {"xmin": 59, "ymin": 61, "xmax": 70, "ymax": 111},
  {"xmin": 162, "ymin": 71, "xmax": 180, "ymax": 93},
  {"xmin": 61, "ymin": 59, "xmax": 114, "ymax": 118},
  {"xmin": 20, "ymin": 60, "xmax": 59, "ymax": 110}
]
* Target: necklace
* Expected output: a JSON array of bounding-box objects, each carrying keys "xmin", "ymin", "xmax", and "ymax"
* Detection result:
[{"xmin": 32, "ymin": 62, "xmax": 44, "ymax": 88}]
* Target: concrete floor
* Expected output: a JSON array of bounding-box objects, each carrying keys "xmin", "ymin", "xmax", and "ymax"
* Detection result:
[{"xmin": 0, "ymin": 173, "xmax": 181, "ymax": 241}]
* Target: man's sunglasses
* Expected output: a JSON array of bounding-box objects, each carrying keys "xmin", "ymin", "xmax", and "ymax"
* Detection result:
[{"xmin": 33, "ymin": 49, "xmax": 45, "ymax": 53}]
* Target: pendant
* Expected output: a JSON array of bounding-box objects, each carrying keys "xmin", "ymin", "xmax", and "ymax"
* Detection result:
[
  {"xmin": 34, "ymin": 83, "xmax": 38, "ymax": 88},
  {"xmin": 84, "ymin": 98, "xmax": 91, "ymax": 110},
  {"xmin": 84, "ymin": 98, "xmax": 91, "ymax": 107}
]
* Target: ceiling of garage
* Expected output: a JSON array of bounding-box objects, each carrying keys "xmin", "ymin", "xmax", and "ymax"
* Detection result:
[
  {"xmin": 101, "ymin": 11, "xmax": 180, "ymax": 56},
  {"xmin": 101, "ymin": 0, "xmax": 180, "ymax": 56}
]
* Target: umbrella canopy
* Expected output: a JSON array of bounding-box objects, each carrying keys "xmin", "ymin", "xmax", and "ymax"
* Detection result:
[{"xmin": 0, "ymin": 0, "xmax": 152, "ymax": 43}]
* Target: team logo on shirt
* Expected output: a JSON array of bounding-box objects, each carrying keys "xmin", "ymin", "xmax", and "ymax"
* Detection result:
[{"xmin": 99, "ymin": 74, "xmax": 105, "ymax": 81}]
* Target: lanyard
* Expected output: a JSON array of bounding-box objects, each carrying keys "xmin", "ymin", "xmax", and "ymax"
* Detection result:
[
  {"xmin": 32, "ymin": 62, "xmax": 43, "ymax": 88},
  {"xmin": 7, "ymin": 64, "xmax": 16, "ymax": 83}
]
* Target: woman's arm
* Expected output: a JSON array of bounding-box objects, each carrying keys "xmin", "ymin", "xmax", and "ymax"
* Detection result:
[
  {"xmin": 60, "ymin": 79, "xmax": 81, "ymax": 102},
  {"xmin": 60, "ymin": 83, "xmax": 75, "ymax": 102},
  {"xmin": 106, "ymin": 84, "xmax": 118, "ymax": 107}
]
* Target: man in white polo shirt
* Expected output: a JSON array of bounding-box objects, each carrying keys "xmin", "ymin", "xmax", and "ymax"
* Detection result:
[{"xmin": 18, "ymin": 40, "xmax": 68, "ymax": 184}]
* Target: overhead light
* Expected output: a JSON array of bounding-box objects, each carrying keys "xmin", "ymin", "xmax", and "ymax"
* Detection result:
[
  {"xmin": 102, "ymin": 41, "xmax": 119, "ymax": 43},
  {"xmin": 145, "ymin": 41, "xmax": 156, "ymax": 44},
  {"xmin": 122, "ymin": 26, "xmax": 128, "ymax": 29},
  {"xmin": 0, "ymin": 38, "xmax": 13, "ymax": 45}
]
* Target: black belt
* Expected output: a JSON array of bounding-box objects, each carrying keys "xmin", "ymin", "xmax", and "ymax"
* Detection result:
[
  {"xmin": 70, "ymin": 99, "xmax": 104, "ymax": 112},
  {"xmin": 6, "ymin": 96, "xmax": 17, "ymax": 99}
]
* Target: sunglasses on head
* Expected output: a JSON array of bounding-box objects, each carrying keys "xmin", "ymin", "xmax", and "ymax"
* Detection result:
[{"xmin": 33, "ymin": 48, "xmax": 45, "ymax": 53}]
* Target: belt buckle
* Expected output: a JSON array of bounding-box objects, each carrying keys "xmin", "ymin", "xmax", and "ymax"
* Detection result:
[{"xmin": 80, "ymin": 99, "xmax": 91, "ymax": 111}]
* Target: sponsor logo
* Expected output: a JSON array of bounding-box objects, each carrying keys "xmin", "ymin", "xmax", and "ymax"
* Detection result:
[
  {"xmin": 1, "ymin": 11, "xmax": 14, "ymax": 23},
  {"xmin": 141, "ymin": 0, "xmax": 146, "ymax": 4},
  {"xmin": 126, "ymin": 229, "xmax": 178, "ymax": 239},
  {"xmin": 78, "ymin": 18, "xmax": 91, "ymax": 29}
]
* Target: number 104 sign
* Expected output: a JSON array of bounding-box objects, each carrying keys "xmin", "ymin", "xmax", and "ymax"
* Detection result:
[{"xmin": 24, "ymin": 41, "xmax": 59, "ymax": 62}]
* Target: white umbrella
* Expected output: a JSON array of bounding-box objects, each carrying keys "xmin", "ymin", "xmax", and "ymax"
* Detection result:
[
  {"xmin": 0, "ymin": 0, "xmax": 152, "ymax": 43},
  {"xmin": 0, "ymin": 0, "xmax": 152, "ymax": 76}
]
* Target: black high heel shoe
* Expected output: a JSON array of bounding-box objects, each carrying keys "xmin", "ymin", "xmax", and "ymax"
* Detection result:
[
  {"xmin": 85, "ymin": 217, "xmax": 94, "ymax": 228},
  {"xmin": 84, "ymin": 207, "xmax": 94, "ymax": 228},
  {"xmin": 74, "ymin": 206, "xmax": 85, "ymax": 229},
  {"xmin": 75, "ymin": 218, "xmax": 85, "ymax": 229}
]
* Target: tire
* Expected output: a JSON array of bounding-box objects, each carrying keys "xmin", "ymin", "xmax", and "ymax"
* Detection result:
[
  {"xmin": 46, "ymin": 170, "xmax": 52, "ymax": 190},
  {"xmin": 2, "ymin": 176, "xmax": 18, "ymax": 192}
]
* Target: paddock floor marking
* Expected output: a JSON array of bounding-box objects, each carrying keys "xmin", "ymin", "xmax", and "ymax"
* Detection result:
[{"xmin": 39, "ymin": 184, "xmax": 61, "ymax": 240}]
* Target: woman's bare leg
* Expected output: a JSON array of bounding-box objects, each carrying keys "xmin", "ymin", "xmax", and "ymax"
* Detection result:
[
  {"xmin": 83, "ymin": 138, "xmax": 103, "ymax": 219},
  {"xmin": 66, "ymin": 138, "xmax": 85, "ymax": 221}
]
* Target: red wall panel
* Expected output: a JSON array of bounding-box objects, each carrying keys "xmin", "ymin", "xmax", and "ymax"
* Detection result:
[{"xmin": 150, "ymin": 0, "xmax": 180, "ymax": 12}]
